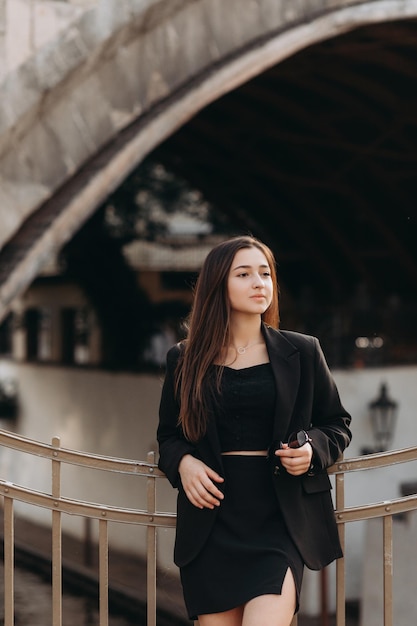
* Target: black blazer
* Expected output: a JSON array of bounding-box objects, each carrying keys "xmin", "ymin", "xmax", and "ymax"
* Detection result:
[{"xmin": 157, "ymin": 325, "xmax": 352, "ymax": 570}]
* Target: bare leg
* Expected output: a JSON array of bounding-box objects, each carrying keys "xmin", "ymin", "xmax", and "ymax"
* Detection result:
[
  {"xmin": 242, "ymin": 569, "xmax": 296, "ymax": 626},
  {"xmin": 198, "ymin": 605, "xmax": 244, "ymax": 626}
]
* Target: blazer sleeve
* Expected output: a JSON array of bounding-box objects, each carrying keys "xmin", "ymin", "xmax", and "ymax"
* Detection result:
[
  {"xmin": 308, "ymin": 337, "xmax": 352, "ymax": 471},
  {"xmin": 157, "ymin": 344, "xmax": 196, "ymax": 488}
]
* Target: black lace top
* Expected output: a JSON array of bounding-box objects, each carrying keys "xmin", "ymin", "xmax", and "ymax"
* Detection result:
[{"xmin": 214, "ymin": 363, "xmax": 276, "ymax": 452}]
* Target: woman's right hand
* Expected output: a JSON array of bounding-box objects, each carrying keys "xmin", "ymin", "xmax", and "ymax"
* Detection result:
[{"xmin": 178, "ymin": 454, "xmax": 224, "ymax": 509}]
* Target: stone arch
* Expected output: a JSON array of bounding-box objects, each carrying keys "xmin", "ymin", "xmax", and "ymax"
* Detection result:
[{"xmin": 1, "ymin": 0, "xmax": 417, "ymax": 321}]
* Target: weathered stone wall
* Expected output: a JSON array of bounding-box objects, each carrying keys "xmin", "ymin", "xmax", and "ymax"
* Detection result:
[
  {"xmin": 1, "ymin": 0, "xmax": 417, "ymax": 321},
  {"xmin": 0, "ymin": 1, "xmax": 97, "ymax": 80}
]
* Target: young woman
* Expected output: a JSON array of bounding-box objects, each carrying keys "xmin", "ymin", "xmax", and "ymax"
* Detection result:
[{"xmin": 157, "ymin": 236, "xmax": 352, "ymax": 626}]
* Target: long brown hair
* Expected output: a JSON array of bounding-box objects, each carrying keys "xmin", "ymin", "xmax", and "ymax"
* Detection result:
[{"xmin": 176, "ymin": 236, "xmax": 279, "ymax": 442}]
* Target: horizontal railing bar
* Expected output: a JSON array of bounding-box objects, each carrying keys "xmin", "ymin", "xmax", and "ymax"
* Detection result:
[
  {"xmin": 3, "ymin": 432, "xmax": 417, "ymax": 479},
  {"xmin": 2, "ymin": 431, "xmax": 417, "ymax": 527},
  {"xmin": 0, "ymin": 429, "xmax": 164, "ymax": 477},
  {"xmin": 2, "ymin": 431, "xmax": 417, "ymax": 478},
  {"xmin": 2, "ymin": 473, "xmax": 416, "ymax": 529},
  {"xmin": 0, "ymin": 479, "xmax": 176, "ymax": 527},
  {"xmin": 336, "ymin": 493, "xmax": 417, "ymax": 523},
  {"xmin": 328, "ymin": 446, "xmax": 417, "ymax": 475}
]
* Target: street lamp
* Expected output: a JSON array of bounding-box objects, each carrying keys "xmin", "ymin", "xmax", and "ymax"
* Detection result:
[{"xmin": 368, "ymin": 382, "xmax": 398, "ymax": 452}]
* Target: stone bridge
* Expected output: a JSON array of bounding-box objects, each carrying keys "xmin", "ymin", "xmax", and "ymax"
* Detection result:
[{"xmin": 1, "ymin": 0, "xmax": 417, "ymax": 323}]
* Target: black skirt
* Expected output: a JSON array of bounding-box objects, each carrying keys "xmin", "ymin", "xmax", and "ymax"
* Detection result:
[{"xmin": 179, "ymin": 455, "xmax": 304, "ymax": 620}]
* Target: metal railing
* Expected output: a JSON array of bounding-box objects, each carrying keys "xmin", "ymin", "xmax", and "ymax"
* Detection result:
[
  {"xmin": 0, "ymin": 429, "xmax": 175, "ymax": 626},
  {"xmin": 329, "ymin": 448, "xmax": 417, "ymax": 626},
  {"xmin": 1, "ymin": 429, "xmax": 417, "ymax": 626}
]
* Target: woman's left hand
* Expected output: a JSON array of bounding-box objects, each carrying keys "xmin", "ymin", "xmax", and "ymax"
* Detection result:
[{"xmin": 274, "ymin": 443, "xmax": 313, "ymax": 476}]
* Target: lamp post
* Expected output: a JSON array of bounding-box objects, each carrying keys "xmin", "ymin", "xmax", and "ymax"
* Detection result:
[{"xmin": 368, "ymin": 382, "xmax": 398, "ymax": 452}]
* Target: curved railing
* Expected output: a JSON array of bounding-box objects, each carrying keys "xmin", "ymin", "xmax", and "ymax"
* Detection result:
[
  {"xmin": 329, "ymin": 448, "xmax": 417, "ymax": 626},
  {"xmin": 0, "ymin": 429, "xmax": 174, "ymax": 626},
  {"xmin": 1, "ymin": 429, "xmax": 417, "ymax": 626}
]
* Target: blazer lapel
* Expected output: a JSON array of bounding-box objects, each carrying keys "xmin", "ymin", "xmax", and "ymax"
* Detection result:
[{"xmin": 262, "ymin": 324, "xmax": 301, "ymax": 442}]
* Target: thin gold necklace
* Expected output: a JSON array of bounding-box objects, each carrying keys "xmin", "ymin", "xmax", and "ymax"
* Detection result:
[{"xmin": 234, "ymin": 340, "xmax": 262, "ymax": 355}]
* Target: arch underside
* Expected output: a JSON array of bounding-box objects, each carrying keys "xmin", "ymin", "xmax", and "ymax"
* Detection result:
[{"xmin": 1, "ymin": 1, "xmax": 417, "ymax": 326}]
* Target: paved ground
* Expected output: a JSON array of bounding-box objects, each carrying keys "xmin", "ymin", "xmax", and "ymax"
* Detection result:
[{"xmin": 1, "ymin": 512, "xmax": 359, "ymax": 626}]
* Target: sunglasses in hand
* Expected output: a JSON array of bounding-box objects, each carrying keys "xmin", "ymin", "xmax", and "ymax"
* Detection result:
[{"xmin": 283, "ymin": 429, "xmax": 312, "ymax": 449}]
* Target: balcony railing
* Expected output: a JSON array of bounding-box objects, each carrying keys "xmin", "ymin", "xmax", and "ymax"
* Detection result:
[{"xmin": 1, "ymin": 428, "xmax": 417, "ymax": 626}]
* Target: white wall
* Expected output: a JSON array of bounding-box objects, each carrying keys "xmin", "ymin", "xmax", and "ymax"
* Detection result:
[{"xmin": 1, "ymin": 359, "xmax": 417, "ymax": 613}]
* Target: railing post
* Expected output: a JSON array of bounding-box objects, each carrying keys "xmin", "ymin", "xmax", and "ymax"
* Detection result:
[
  {"xmin": 320, "ymin": 567, "xmax": 329, "ymax": 626},
  {"xmin": 3, "ymin": 493, "xmax": 14, "ymax": 626},
  {"xmin": 51, "ymin": 435, "xmax": 62, "ymax": 626},
  {"xmin": 99, "ymin": 518, "xmax": 109, "ymax": 626},
  {"xmin": 147, "ymin": 451, "xmax": 157, "ymax": 626},
  {"xmin": 335, "ymin": 463, "xmax": 346, "ymax": 626},
  {"xmin": 383, "ymin": 515, "xmax": 393, "ymax": 626}
]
